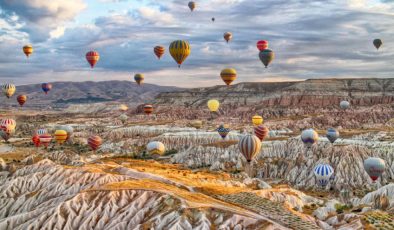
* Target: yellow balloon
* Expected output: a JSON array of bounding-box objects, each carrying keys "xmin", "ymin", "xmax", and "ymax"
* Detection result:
[
  {"xmin": 54, "ymin": 130, "xmax": 68, "ymax": 144},
  {"xmin": 2, "ymin": 84, "xmax": 16, "ymax": 98},
  {"xmin": 252, "ymin": 115, "xmax": 263, "ymax": 125},
  {"xmin": 207, "ymin": 99, "xmax": 220, "ymax": 112},
  {"xmin": 119, "ymin": 104, "xmax": 128, "ymax": 112},
  {"xmin": 169, "ymin": 40, "xmax": 191, "ymax": 67},
  {"xmin": 23, "ymin": 45, "xmax": 33, "ymax": 57}
]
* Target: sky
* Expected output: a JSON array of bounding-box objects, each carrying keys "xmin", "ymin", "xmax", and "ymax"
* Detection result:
[{"xmin": 1, "ymin": 0, "xmax": 394, "ymax": 88}]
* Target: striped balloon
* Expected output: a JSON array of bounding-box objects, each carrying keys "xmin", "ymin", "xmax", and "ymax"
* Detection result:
[
  {"xmin": 39, "ymin": 134, "xmax": 52, "ymax": 147},
  {"xmin": 154, "ymin": 46, "xmax": 165, "ymax": 59},
  {"xmin": 254, "ymin": 125, "xmax": 269, "ymax": 141},
  {"xmin": 314, "ymin": 164, "xmax": 334, "ymax": 187},
  {"xmin": 23, "ymin": 45, "xmax": 33, "ymax": 57},
  {"xmin": 134, "ymin": 73, "xmax": 144, "ymax": 85},
  {"xmin": 147, "ymin": 141, "xmax": 166, "ymax": 155},
  {"xmin": 256, "ymin": 40, "xmax": 268, "ymax": 51},
  {"xmin": 17, "ymin": 95, "xmax": 27, "ymax": 106},
  {"xmin": 144, "ymin": 104, "xmax": 153, "ymax": 115},
  {"xmin": 86, "ymin": 51, "xmax": 100, "ymax": 68},
  {"xmin": 41, "ymin": 83, "xmax": 52, "ymax": 94},
  {"xmin": 169, "ymin": 40, "xmax": 191, "ymax": 67},
  {"xmin": 36, "ymin": 128, "xmax": 47, "ymax": 136},
  {"xmin": 301, "ymin": 129, "xmax": 318, "ymax": 148},
  {"xmin": 364, "ymin": 157, "xmax": 386, "ymax": 182},
  {"xmin": 220, "ymin": 68, "xmax": 237, "ymax": 86},
  {"xmin": 217, "ymin": 124, "xmax": 230, "ymax": 140},
  {"xmin": 252, "ymin": 115, "xmax": 263, "ymax": 126},
  {"xmin": 1, "ymin": 119, "xmax": 16, "ymax": 130},
  {"xmin": 2, "ymin": 83, "xmax": 16, "ymax": 98},
  {"xmin": 1, "ymin": 124, "xmax": 14, "ymax": 135},
  {"xmin": 88, "ymin": 135, "xmax": 102, "ymax": 151},
  {"xmin": 54, "ymin": 130, "xmax": 68, "ymax": 144},
  {"xmin": 238, "ymin": 134, "xmax": 262, "ymax": 162}
]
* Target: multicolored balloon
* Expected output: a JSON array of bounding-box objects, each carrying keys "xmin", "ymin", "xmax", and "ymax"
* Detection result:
[
  {"xmin": 207, "ymin": 99, "xmax": 220, "ymax": 112},
  {"xmin": 41, "ymin": 83, "xmax": 52, "ymax": 94},
  {"xmin": 373, "ymin": 39, "xmax": 382, "ymax": 50},
  {"xmin": 254, "ymin": 125, "xmax": 269, "ymax": 141},
  {"xmin": 169, "ymin": 40, "xmax": 191, "ymax": 68},
  {"xmin": 17, "ymin": 95, "xmax": 27, "ymax": 106},
  {"xmin": 1, "ymin": 119, "xmax": 16, "ymax": 130},
  {"xmin": 134, "ymin": 73, "xmax": 144, "ymax": 85},
  {"xmin": 326, "ymin": 128, "xmax": 339, "ymax": 144},
  {"xmin": 364, "ymin": 157, "xmax": 386, "ymax": 182},
  {"xmin": 154, "ymin": 46, "xmax": 165, "ymax": 59},
  {"xmin": 39, "ymin": 133, "xmax": 52, "ymax": 148},
  {"xmin": 217, "ymin": 124, "xmax": 230, "ymax": 140},
  {"xmin": 54, "ymin": 130, "xmax": 68, "ymax": 145},
  {"xmin": 256, "ymin": 40, "xmax": 268, "ymax": 51},
  {"xmin": 86, "ymin": 51, "xmax": 100, "ymax": 68},
  {"xmin": 223, "ymin": 32, "xmax": 232, "ymax": 43},
  {"xmin": 314, "ymin": 163, "xmax": 334, "ymax": 187},
  {"xmin": 144, "ymin": 104, "xmax": 153, "ymax": 115},
  {"xmin": 301, "ymin": 129, "xmax": 318, "ymax": 148},
  {"xmin": 252, "ymin": 115, "xmax": 263, "ymax": 126},
  {"xmin": 259, "ymin": 49, "xmax": 275, "ymax": 68},
  {"xmin": 220, "ymin": 68, "xmax": 237, "ymax": 86},
  {"xmin": 239, "ymin": 134, "xmax": 262, "ymax": 162},
  {"xmin": 147, "ymin": 141, "xmax": 166, "ymax": 155},
  {"xmin": 188, "ymin": 1, "xmax": 196, "ymax": 11},
  {"xmin": 88, "ymin": 135, "xmax": 102, "ymax": 151},
  {"xmin": 23, "ymin": 45, "xmax": 33, "ymax": 57},
  {"xmin": 2, "ymin": 84, "xmax": 16, "ymax": 98}
]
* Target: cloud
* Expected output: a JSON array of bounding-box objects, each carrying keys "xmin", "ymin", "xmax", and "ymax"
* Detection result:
[{"xmin": 0, "ymin": 0, "xmax": 86, "ymax": 42}]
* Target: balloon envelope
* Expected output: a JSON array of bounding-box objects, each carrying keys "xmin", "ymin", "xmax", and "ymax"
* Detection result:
[
  {"xmin": 301, "ymin": 129, "xmax": 318, "ymax": 148},
  {"xmin": 147, "ymin": 141, "xmax": 165, "ymax": 155},
  {"xmin": 41, "ymin": 83, "xmax": 52, "ymax": 94},
  {"xmin": 326, "ymin": 128, "xmax": 339, "ymax": 143},
  {"xmin": 23, "ymin": 45, "xmax": 33, "ymax": 57},
  {"xmin": 217, "ymin": 124, "xmax": 230, "ymax": 140},
  {"xmin": 238, "ymin": 134, "xmax": 262, "ymax": 162},
  {"xmin": 169, "ymin": 40, "xmax": 191, "ymax": 67},
  {"xmin": 86, "ymin": 51, "xmax": 100, "ymax": 68},
  {"xmin": 144, "ymin": 104, "xmax": 153, "ymax": 114},
  {"xmin": 364, "ymin": 157, "xmax": 385, "ymax": 182},
  {"xmin": 188, "ymin": 1, "xmax": 196, "ymax": 11},
  {"xmin": 254, "ymin": 125, "xmax": 269, "ymax": 141},
  {"xmin": 223, "ymin": 32, "xmax": 232, "ymax": 43},
  {"xmin": 207, "ymin": 99, "xmax": 220, "ymax": 112},
  {"xmin": 88, "ymin": 135, "xmax": 102, "ymax": 151},
  {"xmin": 2, "ymin": 84, "xmax": 16, "ymax": 98},
  {"xmin": 256, "ymin": 40, "xmax": 268, "ymax": 51},
  {"xmin": 134, "ymin": 74, "xmax": 144, "ymax": 85},
  {"xmin": 54, "ymin": 130, "xmax": 68, "ymax": 144},
  {"xmin": 373, "ymin": 39, "xmax": 382, "ymax": 50},
  {"xmin": 252, "ymin": 115, "xmax": 263, "ymax": 126},
  {"xmin": 314, "ymin": 164, "xmax": 334, "ymax": 187},
  {"xmin": 340, "ymin": 101, "xmax": 350, "ymax": 109},
  {"xmin": 17, "ymin": 95, "xmax": 27, "ymax": 106},
  {"xmin": 220, "ymin": 68, "xmax": 237, "ymax": 86},
  {"xmin": 259, "ymin": 49, "xmax": 275, "ymax": 68},
  {"xmin": 154, "ymin": 46, "xmax": 165, "ymax": 59}
]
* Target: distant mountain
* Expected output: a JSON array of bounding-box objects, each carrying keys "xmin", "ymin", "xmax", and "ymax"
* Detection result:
[
  {"xmin": 155, "ymin": 78, "xmax": 394, "ymax": 108},
  {"xmin": 0, "ymin": 81, "xmax": 182, "ymax": 108}
]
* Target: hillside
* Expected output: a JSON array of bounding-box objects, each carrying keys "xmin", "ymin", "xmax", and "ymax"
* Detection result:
[
  {"xmin": 155, "ymin": 78, "xmax": 394, "ymax": 107},
  {"xmin": 0, "ymin": 81, "xmax": 181, "ymax": 109}
]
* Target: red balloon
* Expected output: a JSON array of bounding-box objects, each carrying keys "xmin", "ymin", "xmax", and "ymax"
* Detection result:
[
  {"xmin": 254, "ymin": 125, "xmax": 269, "ymax": 141},
  {"xmin": 86, "ymin": 51, "xmax": 100, "ymax": 68},
  {"xmin": 256, "ymin": 40, "xmax": 268, "ymax": 51},
  {"xmin": 88, "ymin": 135, "xmax": 102, "ymax": 151},
  {"xmin": 32, "ymin": 134, "xmax": 40, "ymax": 147}
]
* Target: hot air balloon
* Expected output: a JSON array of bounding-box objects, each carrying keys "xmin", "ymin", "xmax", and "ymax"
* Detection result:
[
  {"xmin": 154, "ymin": 46, "xmax": 165, "ymax": 59},
  {"xmin": 314, "ymin": 163, "xmax": 334, "ymax": 187},
  {"xmin": 364, "ymin": 157, "xmax": 386, "ymax": 182},
  {"xmin": 32, "ymin": 134, "xmax": 40, "ymax": 147},
  {"xmin": 217, "ymin": 124, "xmax": 230, "ymax": 140},
  {"xmin": 220, "ymin": 68, "xmax": 237, "ymax": 86},
  {"xmin": 119, "ymin": 104, "xmax": 128, "ymax": 112},
  {"xmin": 207, "ymin": 99, "xmax": 220, "ymax": 112},
  {"xmin": 190, "ymin": 120, "xmax": 203, "ymax": 129},
  {"xmin": 144, "ymin": 104, "xmax": 153, "ymax": 114},
  {"xmin": 252, "ymin": 115, "xmax": 263, "ymax": 126},
  {"xmin": 86, "ymin": 51, "xmax": 100, "ymax": 68},
  {"xmin": 373, "ymin": 39, "xmax": 382, "ymax": 50},
  {"xmin": 88, "ymin": 135, "xmax": 102, "ymax": 151},
  {"xmin": 119, "ymin": 114, "xmax": 128, "ymax": 124},
  {"xmin": 61, "ymin": 125, "xmax": 73, "ymax": 141},
  {"xmin": 1, "ymin": 119, "xmax": 16, "ymax": 130},
  {"xmin": 147, "ymin": 141, "xmax": 166, "ymax": 156},
  {"xmin": 254, "ymin": 125, "xmax": 269, "ymax": 141},
  {"xmin": 41, "ymin": 83, "xmax": 52, "ymax": 94},
  {"xmin": 2, "ymin": 84, "xmax": 16, "ymax": 98},
  {"xmin": 256, "ymin": 40, "xmax": 268, "ymax": 51},
  {"xmin": 17, "ymin": 95, "xmax": 27, "ymax": 106},
  {"xmin": 239, "ymin": 134, "xmax": 261, "ymax": 162},
  {"xmin": 39, "ymin": 133, "xmax": 52, "ymax": 148},
  {"xmin": 188, "ymin": 1, "xmax": 196, "ymax": 11},
  {"xmin": 340, "ymin": 100, "xmax": 350, "ymax": 110},
  {"xmin": 134, "ymin": 74, "xmax": 144, "ymax": 85},
  {"xmin": 301, "ymin": 129, "xmax": 318, "ymax": 148},
  {"xmin": 36, "ymin": 128, "xmax": 47, "ymax": 136},
  {"xmin": 0, "ymin": 127, "xmax": 11, "ymax": 142},
  {"xmin": 326, "ymin": 128, "xmax": 339, "ymax": 144},
  {"xmin": 23, "ymin": 45, "xmax": 33, "ymax": 57},
  {"xmin": 223, "ymin": 32, "xmax": 232, "ymax": 43},
  {"xmin": 169, "ymin": 40, "xmax": 191, "ymax": 67},
  {"xmin": 54, "ymin": 130, "xmax": 67, "ymax": 145},
  {"xmin": 259, "ymin": 49, "xmax": 275, "ymax": 68},
  {"xmin": 212, "ymin": 17, "xmax": 215, "ymax": 22}
]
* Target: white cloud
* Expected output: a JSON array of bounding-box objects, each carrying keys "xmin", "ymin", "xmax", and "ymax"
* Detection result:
[{"xmin": 138, "ymin": 7, "xmax": 175, "ymax": 25}]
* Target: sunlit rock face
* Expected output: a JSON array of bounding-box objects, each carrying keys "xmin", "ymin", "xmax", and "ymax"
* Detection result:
[{"xmin": 0, "ymin": 160, "xmax": 281, "ymax": 230}]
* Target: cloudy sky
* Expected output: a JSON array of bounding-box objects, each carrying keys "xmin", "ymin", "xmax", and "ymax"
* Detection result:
[{"xmin": 1, "ymin": 0, "xmax": 394, "ymax": 87}]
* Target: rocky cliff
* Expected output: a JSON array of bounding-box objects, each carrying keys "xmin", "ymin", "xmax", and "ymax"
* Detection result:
[{"xmin": 155, "ymin": 78, "xmax": 394, "ymax": 108}]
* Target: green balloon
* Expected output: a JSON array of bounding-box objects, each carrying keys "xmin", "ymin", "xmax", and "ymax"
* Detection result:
[
  {"xmin": 259, "ymin": 49, "xmax": 275, "ymax": 68},
  {"xmin": 373, "ymin": 39, "xmax": 382, "ymax": 50}
]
